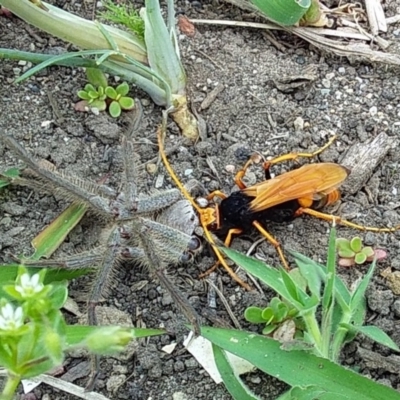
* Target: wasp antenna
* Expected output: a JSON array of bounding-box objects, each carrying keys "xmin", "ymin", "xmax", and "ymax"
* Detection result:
[{"xmin": 157, "ymin": 120, "xmax": 202, "ymax": 214}]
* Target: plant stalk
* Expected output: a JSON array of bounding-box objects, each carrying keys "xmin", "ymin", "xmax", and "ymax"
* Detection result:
[{"xmin": 1, "ymin": 373, "xmax": 21, "ymax": 400}]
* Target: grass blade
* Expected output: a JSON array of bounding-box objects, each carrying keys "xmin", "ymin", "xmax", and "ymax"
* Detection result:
[
  {"xmin": 201, "ymin": 326, "xmax": 400, "ymax": 400},
  {"xmin": 212, "ymin": 344, "xmax": 261, "ymax": 400},
  {"xmin": 28, "ymin": 202, "xmax": 88, "ymax": 260}
]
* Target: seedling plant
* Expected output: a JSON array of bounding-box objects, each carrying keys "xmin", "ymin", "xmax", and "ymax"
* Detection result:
[
  {"xmin": 0, "ymin": 0, "xmax": 199, "ymax": 138},
  {"xmin": 77, "ymin": 68, "xmax": 135, "ymax": 117},
  {"xmin": 336, "ymin": 236, "xmax": 387, "ymax": 268},
  {"xmin": 0, "ymin": 265, "xmax": 164, "ymax": 400},
  {"xmin": 201, "ymin": 226, "xmax": 400, "ymax": 399}
]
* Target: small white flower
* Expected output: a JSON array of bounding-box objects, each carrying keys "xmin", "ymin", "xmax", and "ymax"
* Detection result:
[
  {"xmin": 15, "ymin": 273, "xmax": 44, "ymax": 298},
  {"xmin": 0, "ymin": 303, "xmax": 24, "ymax": 331}
]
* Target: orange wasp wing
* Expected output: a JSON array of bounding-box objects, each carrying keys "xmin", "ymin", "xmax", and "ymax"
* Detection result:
[{"xmin": 242, "ymin": 163, "xmax": 349, "ymax": 213}]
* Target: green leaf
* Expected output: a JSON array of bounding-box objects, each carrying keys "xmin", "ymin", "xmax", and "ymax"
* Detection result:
[
  {"xmin": 262, "ymin": 325, "xmax": 277, "ymax": 335},
  {"xmin": 283, "ymin": 386, "xmax": 327, "ymax": 400},
  {"xmin": 338, "ymin": 249, "xmax": 355, "ymax": 258},
  {"xmin": 141, "ymin": 0, "xmax": 185, "ymax": 95},
  {"xmin": 350, "ymin": 237, "xmax": 363, "ymax": 253},
  {"xmin": 65, "ymin": 325, "xmax": 165, "ymax": 346},
  {"xmin": 119, "ymin": 96, "xmax": 135, "ymax": 110},
  {"xmin": 49, "ymin": 283, "xmax": 69, "ymax": 309},
  {"xmin": 86, "ymin": 67, "xmax": 108, "ymax": 88},
  {"xmin": 336, "ymin": 238, "xmax": 351, "ymax": 251},
  {"xmin": 362, "ymin": 247, "xmax": 375, "ymax": 258},
  {"xmin": 90, "ymin": 99, "xmax": 107, "ymax": 111},
  {"xmin": 77, "ymin": 90, "xmax": 90, "ymax": 100},
  {"xmin": 212, "ymin": 344, "xmax": 261, "ymax": 400},
  {"xmin": 109, "ymin": 101, "xmax": 122, "ymax": 118},
  {"xmin": 84, "ymin": 83, "xmax": 96, "ymax": 92},
  {"xmin": 353, "ymin": 325, "xmax": 399, "ymax": 352},
  {"xmin": 89, "ymin": 90, "xmax": 100, "ymax": 99},
  {"xmin": 354, "ymin": 252, "xmax": 367, "ymax": 265},
  {"xmin": 105, "ymin": 86, "xmax": 118, "ymax": 99},
  {"xmin": 322, "ymin": 227, "xmax": 337, "ymax": 311},
  {"xmin": 350, "ymin": 261, "xmax": 375, "ymax": 311},
  {"xmin": 244, "ymin": 307, "xmax": 265, "ymax": 323},
  {"xmin": 290, "ymin": 251, "xmax": 322, "ymax": 298},
  {"xmin": 0, "ymin": 167, "xmax": 20, "ymax": 188},
  {"xmin": 261, "ymin": 308, "xmax": 275, "ymax": 324},
  {"xmin": 222, "ymin": 247, "xmax": 286, "ymax": 295},
  {"xmin": 116, "ymin": 81, "xmax": 130, "ymax": 96},
  {"xmin": 201, "ymin": 326, "xmax": 400, "ymax": 400},
  {"xmin": 251, "ymin": 0, "xmax": 311, "ymax": 26},
  {"xmin": 28, "ymin": 202, "xmax": 88, "ymax": 260}
]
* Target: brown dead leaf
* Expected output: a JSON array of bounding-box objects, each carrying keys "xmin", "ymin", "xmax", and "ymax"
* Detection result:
[{"xmin": 178, "ymin": 15, "xmax": 195, "ymax": 37}]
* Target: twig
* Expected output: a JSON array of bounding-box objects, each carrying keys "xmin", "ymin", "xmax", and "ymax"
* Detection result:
[
  {"xmin": 194, "ymin": 48, "xmax": 225, "ymax": 70},
  {"xmin": 365, "ymin": 0, "xmax": 387, "ymax": 34},
  {"xmin": 205, "ymin": 278, "xmax": 242, "ymax": 330}
]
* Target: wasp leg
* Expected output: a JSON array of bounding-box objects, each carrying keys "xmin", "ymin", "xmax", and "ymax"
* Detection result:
[
  {"xmin": 295, "ymin": 208, "xmax": 400, "ymax": 233},
  {"xmin": 199, "ymin": 228, "xmax": 251, "ymax": 290},
  {"xmin": 263, "ymin": 135, "xmax": 337, "ymax": 173},
  {"xmin": 206, "ymin": 190, "xmax": 228, "ymax": 201},
  {"xmin": 234, "ymin": 158, "xmax": 257, "ymax": 189},
  {"xmin": 199, "ymin": 227, "xmax": 242, "ymax": 275},
  {"xmin": 252, "ymin": 221, "xmax": 290, "ymax": 270}
]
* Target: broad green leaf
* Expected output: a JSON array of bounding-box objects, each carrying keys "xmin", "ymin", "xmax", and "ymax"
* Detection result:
[
  {"xmin": 65, "ymin": 325, "xmax": 165, "ymax": 346},
  {"xmin": 344, "ymin": 324, "xmax": 400, "ymax": 352},
  {"xmin": 338, "ymin": 249, "xmax": 355, "ymax": 258},
  {"xmin": 222, "ymin": 248, "xmax": 286, "ymax": 295},
  {"xmin": 105, "ymin": 86, "xmax": 118, "ymax": 99},
  {"xmin": 77, "ymin": 90, "xmax": 90, "ymax": 100},
  {"xmin": 86, "ymin": 67, "xmax": 108, "ymax": 88},
  {"xmin": 119, "ymin": 96, "xmax": 135, "ymax": 110},
  {"xmin": 212, "ymin": 344, "xmax": 261, "ymax": 400},
  {"xmin": 116, "ymin": 81, "xmax": 129, "ymax": 96},
  {"xmin": 109, "ymin": 101, "xmax": 122, "ymax": 117},
  {"xmin": 244, "ymin": 307, "xmax": 265, "ymax": 323},
  {"xmin": 251, "ymin": 0, "xmax": 311, "ymax": 26},
  {"xmin": 362, "ymin": 247, "xmax": 375, "ymax": 258},
  {"xmin": 354, "ymin": 252, "xmax": 367, "ymax": 265},
  {"xmin": 201, "ymin": 326, "xmax": 400, "ymax": 400},
  {"xmin": 290, "ymin": 251, "xmax": 322, "ymax": 298},
  {"xmin": 29, "ymin": 202, "xmax": 88, "ymax": 260},
  {"xmin": 278, "ymin": 386, "xmax": 326, "ymax": 400},
  {"xmin": 350, "ymin": 237, "xmax": 362, "ymax": 253},
  {"xmin": 335, "ymin": 238, "xmax": 351, "ymax": 251}
]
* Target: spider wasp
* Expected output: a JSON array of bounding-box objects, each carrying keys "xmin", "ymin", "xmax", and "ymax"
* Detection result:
[{"xmin": 158, "ymin": 118, "xmax": 400, "ymax": 289}]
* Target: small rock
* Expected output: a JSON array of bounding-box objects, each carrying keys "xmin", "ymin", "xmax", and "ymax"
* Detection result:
[
  {"xmin": 174, "ymin": 360, "xmax": 185, "ymax": 372},
  {"xmin": 367, "ymin": 289, "xmax": 393, "ymax": 315},
  {"xmin": 392, "ymin": 299, "xmax": 400, "ymax": 317},
  {"xmin": 106, "ymin": 374, "xmax": 126, "ymax": 393},
  {"xmin": 173, "ymin": 392, "xmax": 189, "ymax": 400},
  {"xmin": 1, "ymin": 203, "xmax": 26, "ymax": 216},
  {"xmin": 146, "ymin": 163, "xmax": 157, "ymax": 174},
  {"xmin": 338, "ymin": 67, "xmax": 346, "ymax": 74},
  {"xmin": 369, "ymin": 106, "xmax": 378, "ymax": 117},
  {"xmin": 293, "ymin": 117, "xmax": 304, "ymax": 132}
]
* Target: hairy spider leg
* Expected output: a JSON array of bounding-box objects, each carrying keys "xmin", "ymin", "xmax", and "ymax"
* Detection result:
[{"xmin": 157, "ymin": 115, "xmax": 251, "ymax": 291}]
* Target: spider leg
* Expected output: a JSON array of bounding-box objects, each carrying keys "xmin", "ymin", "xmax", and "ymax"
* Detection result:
[{"xmin": 0, "ymin": 133, "xmax": 116, "ymax": 215}]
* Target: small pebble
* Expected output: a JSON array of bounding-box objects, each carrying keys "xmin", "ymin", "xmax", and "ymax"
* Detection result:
[
  {"xmin": 369, "ymin": 106, "xmax": 378, "ymax": 117},
  {"xmin": 146, "ymin": 163, "xmax": 157, "ymax": 174}
]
